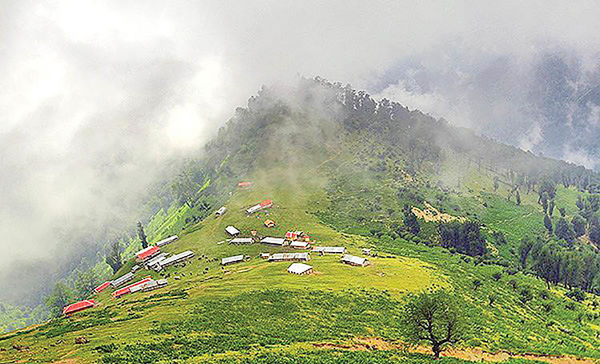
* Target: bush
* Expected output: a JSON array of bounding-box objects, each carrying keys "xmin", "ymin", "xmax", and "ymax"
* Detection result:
[{"xmin": 565, "ymin": 288, "xmax": 585, "ymax": 302}]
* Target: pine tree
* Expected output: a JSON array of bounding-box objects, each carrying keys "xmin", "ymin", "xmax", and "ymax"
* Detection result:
[
  {"xmin": 137, "ymin": 222, "xmax": 148, "ymax": 249},
  {"xmin": 544, "ymin": 214, "xmax": 553, "ymax": 234}
]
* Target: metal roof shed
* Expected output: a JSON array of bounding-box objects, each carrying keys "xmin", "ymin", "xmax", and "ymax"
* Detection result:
[
  {"xmin": 111, "ymin": 272, "xmax": 134, "ymax": 287},
  {"xmin": 94, "ymin": 282, "xmax": 111, "ymax": 293},
  {"xmin": 290, "ymin": 241, "xmax": 309, "ymax": 249},
  {"xmin": 225, "ymin": 226, "xmax": 240, "ymax": 236},
  {"xmin": 230, "ymin": 237, "xmax": 254, "ymax": 244},
  {"xmin": 312, "ymin": 246, "xmax": 346, "ymax": 254},
  {"xmin": 261, "ymin": 237, "xmax": 286, "ymax": 246},
  {"xmin": 63, "ymin": 300, "xmax": 96, "ymax": 315},
  {"xmin": 221, "ymin": 254, "xmax": 244, "ymax": 265},
  {"xmin": 136, "ymin": 245, "xmax": 160, "ymax": 261},
  {"xmin": 287, "ymin": 263, "xmax": 313, "ymax": 275},
  {"xmin": 341, "ymin": 254, "xmax": 370, "ymax": 266},
  {"xmin": 159, "ymin": 250, "xmax": 194, "ymax": 269},
  {"xmin": 156, "ymin": 235, "xmax": 179, "ymax": 247},
  {"xmin": 269, "ymin": 252, "xmax": 310, "ymax": 262}
]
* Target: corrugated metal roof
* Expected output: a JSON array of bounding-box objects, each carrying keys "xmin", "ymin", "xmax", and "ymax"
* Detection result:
[
  {"xmin": 225, "ymin": 226, "xmax": 240, "ymax": 235},
  {"xmin": 246, "ymin": 204, "xmax": 262, "ymax": 214},
  {"xmin": 268, "ymin": 252, "xmax": 310, "ymax": 261},
  {"xmin": 261, "ymin": 237, "xmax": 285, "ymax": 245},
  {"xmin": 230, "ymin": 237, "xmax": 254, "ymax": 244},
  {"xmin": 290, "ymin": 241, "xmax": 309, "ymax": 248},
  {"xmin": 221, "ymin": 254, "xmax": 244, "ymax": 265},
  {"xmin": 312, "ymin": 246, "xmax": 346, "ymax": 254},
  {"xmin": 159, "ymin": 250, "xmax": 194, "ymax": 268},
  {"xmin": 111, "ymin": 272, "xmax": 134, "ymax": 287},
  {"xmin": 341, "ymin": 254, "xmax": 369, "ymax": 266},
  {"xmin": 137, "ymin": 245, "xmax": 160, "ymax": 261},
  {"xmin": 287, "ymin": 263, "xmax": 312, "ymax": 274},
  {"xmin": 156, "ymin": 235, "xmax": 179, "ymax": 247},
  {"xmin": 113, "ymin": 277, "xmax": 153, "ymax": 298},
  {"xmin": 94, "ymin": 282, "xmax": 111, "ymax": 293},
  {"xmin": 146, "ymin": 253, "xmax": 169, "ymax": 267}
]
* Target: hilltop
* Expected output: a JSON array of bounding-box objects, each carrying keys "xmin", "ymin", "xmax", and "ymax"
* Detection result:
[{"xmin": 1, "ymin": 78, "xmax": 599, "ymax": 363}]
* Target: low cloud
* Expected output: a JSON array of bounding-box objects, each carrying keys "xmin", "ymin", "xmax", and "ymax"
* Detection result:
[{"xmin": 2, "ymin": 0, "xmax": 600, "ymax": 304}]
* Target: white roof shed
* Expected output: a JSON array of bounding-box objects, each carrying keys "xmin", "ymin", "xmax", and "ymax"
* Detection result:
[
  {"xmin": 341, "ymin": 254, "xmax": 370, "ymax": 266},
  {"xmin": 287, "ymin": 263, "xmax": 313, "ymax": 275},
  {"xmin": 312, "ymin": 246, "xmax": 346, "ymax": 254},
  {"xmin": 261, "ymin": 237, "xmax": 286, "ymax": 246},
  {"xmin": 225, "ymin": 226, "xmax": 240, "ymax": 236},
  {"xmin": 221, "ymin": 254, "xmax": 244, "ymax": 265},
  {"xmin": 230, "ymin": 237, "xmax": 254, "ymax": 244}
]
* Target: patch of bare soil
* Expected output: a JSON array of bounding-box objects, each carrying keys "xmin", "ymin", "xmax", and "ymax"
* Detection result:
[
  {"xmin": 412, "ymin": 202, "xmax": 466, "ymax": 223},
  {"xmin": 312, "ymin": 338, "xmax": 597, "ymax": 364},
  {"xmin": 51, "ymin": 359, "xmax": 82, "ymax": 364}
]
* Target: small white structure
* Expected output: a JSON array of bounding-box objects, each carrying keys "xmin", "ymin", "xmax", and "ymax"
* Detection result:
[
  {"xmin": 158, "ymin": 250, "xmax": 195, "ymax": 269},
  {"xmin": 261, "ymin": 237, "xmax": 286, "ymax": 246},
  {"xmin": 215, "ymin": 206, "xmax": 227, "ymax": 217},
  {"xmin": 341, "ymin": 254, "xmax": 370, "ymax": 267},
  {"xmin": 260, "ymin": 253, "xmax": 270, "ymax": 259},
  {"xmin": 225, "ymin": 226, "xmax": 240, "ymax": 236},
  {"xmin": 131, "ymin": 264, "xmax": 141, "ymax": 273},
  {"xmin": 230, "ymin": 237, "xmax": 254, "ymax": 244},
  {"xmin": 111, "ymin": 272, "xmax": 134, "ymax": 287},
  {"xmin": 221, "ymin": 254, "xmax": 244, "ymax": 265},
  {"xmin": 290, "ymin": 241, "xmax": 309, "ymax": 249},
  {"xmin": 312, "ymin": 246, "xmax": 346, "ymax": 254},
  {"xmin": 269, "ymin": 252, "xmax": 310, "ymax": 262},
  {"xmin": 362, "ymin": 248, "xmax": 372, "ymax": 255},
  {"xmin": 287, "ymin": 263, "xmax": 313, "ymax": 275},
  {"xmin": 156, "ymin": 235, "xmax": 179, "ymax": 247}
]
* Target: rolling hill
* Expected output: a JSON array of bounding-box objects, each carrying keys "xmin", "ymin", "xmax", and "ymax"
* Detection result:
[{"xmin": 1, "ymin": 78, "xmax": 599, "ymax": 363}]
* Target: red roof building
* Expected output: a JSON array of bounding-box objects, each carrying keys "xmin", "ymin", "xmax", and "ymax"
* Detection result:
[
  {"xmin": 63, "ymin": 300, "xmax": 96, "ymax": 315},
  {"xmin": 260, "ymin": 199, "xmax": 273, "ymax": 208},
  {"xmin": 136, "ymin": 246, "xmax": 160, "ymax": 261},
  {"xmin": 237, "ymin": 182, "xmax": 252, "ymax": 187},
  {"xmin": 94, "ymin": 281, "xmax": 111, "ymax": 293},
  {"xmin": 112, "ymin": 277, "xmax": 153, "ymax": 298},
  {"xmin": 285, "ymin": 231, "xmax": 298, "ymax": 240}
]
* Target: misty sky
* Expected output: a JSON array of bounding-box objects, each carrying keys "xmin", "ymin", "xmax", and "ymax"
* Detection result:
[{"xmin": 2, "ymin": 0, "xmax": 600, "ymax": 304}]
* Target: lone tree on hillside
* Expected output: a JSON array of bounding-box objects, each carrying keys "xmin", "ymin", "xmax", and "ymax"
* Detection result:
[
  {"xmin": 137, "ymin": 221, "xmax": 148, "ymax": 249},
  {"xmin": 45, "ymin": 282, "xmax": 74, "ymax": 318},
  {"xmin": 401, "ymin": 290, "xmax": 467, "ymax": 359},
  {"xmin": 105, "ymin": 240, "xmax": 123, "ymax": 274}
]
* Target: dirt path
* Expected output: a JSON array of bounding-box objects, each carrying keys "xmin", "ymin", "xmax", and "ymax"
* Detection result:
[{"xmin": 313, "ymin": 337, "xmax": 597, "ymax": 363}]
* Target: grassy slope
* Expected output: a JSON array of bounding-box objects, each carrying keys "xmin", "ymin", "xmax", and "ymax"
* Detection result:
[{"xmin": 1, "ymin": 130, "xmax": 599, "ymax": 363}]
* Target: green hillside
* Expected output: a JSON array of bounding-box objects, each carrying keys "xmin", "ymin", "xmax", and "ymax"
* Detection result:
[{"xmin": 2, "ymin": 79, "xmax": 600, "ymax": 363}]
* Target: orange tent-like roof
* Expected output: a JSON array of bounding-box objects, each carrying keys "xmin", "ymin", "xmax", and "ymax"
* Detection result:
[{"xmin": 63, "ymin": 300, "xmax": 96, "ymax": 315}]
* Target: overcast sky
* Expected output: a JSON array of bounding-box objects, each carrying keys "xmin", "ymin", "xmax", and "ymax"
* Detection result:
[{"xmin": 1, "ymin": 0, "xmax": 600, "ymax": 304}]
